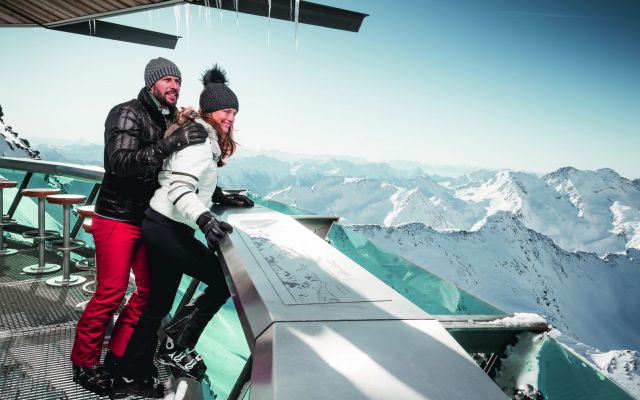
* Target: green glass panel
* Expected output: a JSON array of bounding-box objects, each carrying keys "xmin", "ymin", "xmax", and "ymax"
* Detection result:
[
  {"xmin": 170, "ymin": 261, "xmax": 250, "ymax": 399},
  {"xmin": 327, "ymin": 224, "xmax": 505, "ymax": 316},
  {"xmin": 248, "ymin": 194, "xmax": 311, "ymax": 215},
  {"xmin": 0, "ymin": 168, "xmax": 99, "ymax": 249},
  {"xmin": 538, "ymin": 338, "xmax": 637, "ymax": 400}
]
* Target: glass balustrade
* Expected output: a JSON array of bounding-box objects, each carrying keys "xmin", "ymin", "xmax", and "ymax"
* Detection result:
[
  {"xmin": 0, "ymin": 167, "xmax": 98, "ymax": 250},
  {"xmin": 248, "ymin": 194, "xmax": 312, "ymax": 215}
]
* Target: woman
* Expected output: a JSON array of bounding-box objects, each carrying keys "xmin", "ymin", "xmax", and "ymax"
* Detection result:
[{"xmin": 112, "ymin": 65, "xmax": 248, "ymax": 395}]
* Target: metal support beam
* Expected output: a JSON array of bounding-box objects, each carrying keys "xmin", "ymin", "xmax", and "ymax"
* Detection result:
[
  {"xmin": 228, "ymin": 355, "xmax": 252, "ymax": 400},
  {"xmin": 291, "ymin": 214, "xmax": 339, "ymax": 240},
  {"xmin": 50, "ymin": 20, "xmax": 180, "ymax": 49},
  {"xmin": 191, "ymin": 0, "xmax": 368, "ymax": 32},
  {"xmin": 436, "ymin": 314, "xmax": 550, "ymax": 354},
  {"xmin": 175, "ymin": 278, "xmax": 201, "ymax": 314},
  {"xmin": 7, "ymin": 171, "xmax": 32, "ymax": 219}
]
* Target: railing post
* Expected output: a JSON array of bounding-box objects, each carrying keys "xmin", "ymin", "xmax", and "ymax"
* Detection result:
[
  {"xmin": 228, "ymin": 356, "xmax": 252, "ymax": 400},
  {"xmin": 175, "ymin": 278, "xmax": 201, "ymax": 314},
  {"xmin": 7, "ymin": 171, "xmax": 32, "ymax": 219}
]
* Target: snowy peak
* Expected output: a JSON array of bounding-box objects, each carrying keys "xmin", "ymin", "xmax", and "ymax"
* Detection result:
[
  {"xmin": 545, "ymin": 166, "xmax": 636, "ymax": 197},
  {"xmin": 0, "ymin": 118, "xmax": 40, "ymax": 159},
  {"xmin": 258, "ymin": 164, "xmax": 640, "ymax": 255},
  {"xmin": 543, "ymin": 166, "xmax": 640, "ymax": 252},
  {"xmin": 385, "ymin": 188, "xmax": 452, "ymax": 229}
]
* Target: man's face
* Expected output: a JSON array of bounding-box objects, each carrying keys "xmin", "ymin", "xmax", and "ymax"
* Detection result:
[{"xmin": 150, "ymin": 76, "xmax": 181, "ymax": 106}]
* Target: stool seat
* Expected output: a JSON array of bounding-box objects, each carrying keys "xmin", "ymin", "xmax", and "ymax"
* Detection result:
[
  {"xmin": 22, "ymin": 188, "xmax": 61, "ymax": 197},
  {"xmin": 0, "ymin": 180, "xmax": 17, "ymax": 189},
  {"xmin": 77, "ymin": 205, "xmax": 96, "ymax": 218},
  {"xmin": 82, "ymin": 219, "xmax": 92, "ymax": 232},
  {"xmin": 46, "ymin": 194, "xmax": 86, "ymax": 205}
]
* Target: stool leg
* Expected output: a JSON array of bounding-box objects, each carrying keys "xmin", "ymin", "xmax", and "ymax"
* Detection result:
[
  {"xmin": 0, "ymin": 188, "xmax": 17, "ymax": 256},
  {"xmin": 46, "ymin": 204, "xmax": 86, "ymax": 287},
  {"xmin": 22, "ymin": 198, "xmax": 61, "ymax": 273}
]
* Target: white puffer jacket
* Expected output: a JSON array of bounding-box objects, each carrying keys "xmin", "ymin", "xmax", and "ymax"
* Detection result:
[{"xmin": 148, "ymin": 118, "xmax": 221, "ymax": 228}]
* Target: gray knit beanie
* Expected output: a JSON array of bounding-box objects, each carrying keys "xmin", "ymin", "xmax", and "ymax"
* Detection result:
[
  {"xmin": 199, "ymin": 65, "xmax": 239, "ymax": 113},
  {"xmin": 144, "ymin": 57, "xmax": 181, "ymax": 89}
]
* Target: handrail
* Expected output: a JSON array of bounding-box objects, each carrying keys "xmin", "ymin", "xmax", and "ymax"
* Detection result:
[{"xmin": 0, "ymin": 156, "xmax": 104, "ymax": 182}]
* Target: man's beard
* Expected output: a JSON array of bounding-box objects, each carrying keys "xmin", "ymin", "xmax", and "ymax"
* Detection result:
[{"xmin": 151, "ymin": 87, "xmax": 179, "ymax": 107}]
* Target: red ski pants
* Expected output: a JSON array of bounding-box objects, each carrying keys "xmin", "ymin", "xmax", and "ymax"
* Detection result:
[{"xmin": 70, "ymin": 215, "xmax": 151, "ymax": 367}]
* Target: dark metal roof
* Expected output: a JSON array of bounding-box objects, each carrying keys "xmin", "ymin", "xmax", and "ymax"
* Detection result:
[
  {"xmin": 0, "ymin": 0, "xmax": 367, "ymax": 48},
  {"xmin": 0, "ymin": 0, "xmax": 175, "ymax": 27}
]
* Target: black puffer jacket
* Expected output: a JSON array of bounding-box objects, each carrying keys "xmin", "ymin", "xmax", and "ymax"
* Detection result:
[{"xmin": 95, "ymin": 88, "xmax": 175, "ymax": 224}]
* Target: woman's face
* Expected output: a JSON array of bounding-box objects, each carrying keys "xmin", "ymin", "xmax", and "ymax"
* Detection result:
[{"xmin": 209, "ymin": 108, "xmax": 237, "ymax": 134}]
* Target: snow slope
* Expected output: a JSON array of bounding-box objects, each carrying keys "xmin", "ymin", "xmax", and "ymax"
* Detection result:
[{"xmin": 351, "ymin": 212, "xmax": 640, "ymax": 353}]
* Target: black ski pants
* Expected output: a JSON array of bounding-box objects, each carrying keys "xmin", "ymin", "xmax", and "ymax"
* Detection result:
[{"xmin": 119, "ymin": 208, "xmax": 230, "ymax": 378}]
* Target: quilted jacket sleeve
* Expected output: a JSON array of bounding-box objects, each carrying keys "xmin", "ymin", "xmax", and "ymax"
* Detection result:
[{"xmin": 104, "ymin": 104, "xmax": 166, "ymax": 177}]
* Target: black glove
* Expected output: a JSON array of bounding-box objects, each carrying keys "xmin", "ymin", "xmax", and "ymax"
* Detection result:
[
  {"xmin": 157, "ymin": 121, "xmax": 208, "ymax": 156},
  {"xmin": 211, "ymin": 186, "xmax": 254, "ymax": 208},
  {"xmin": 197, "ymin": 211, "xmax": 233, "ymax": 249}
]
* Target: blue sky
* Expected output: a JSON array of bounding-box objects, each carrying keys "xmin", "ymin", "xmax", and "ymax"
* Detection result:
[{"xmin": 1, "ymin": 0, "xmax": 639, "ymax": 178}]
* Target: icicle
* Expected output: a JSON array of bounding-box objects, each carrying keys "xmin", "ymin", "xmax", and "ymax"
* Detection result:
[
  {"xmin": 147, "ymin": 10, "xmax": 153, "ymax": 21},
  {"xmin": 92, "ymin": 19, "xmax": 96, "ymax": 35},
  {"xmin": 290, "ymin": 0, "xmax": 293, "ymax": 21},
  {"xmin": 234, "ymin": 0, "xmax": 239, "ymax": 25},
  {"xmin": 216, "ymin": 0, "xmax": 223, "ymax": 24},
  {"xmin": 88, "ymin": 20, "xmax": 92, "ymax": 35},
  {"xmin": 294, "ymin": 0, "xmax": 300, "ymax": 49},
  {"xmin": 184, "ymin": 4, "xmax": 190, "ymax": 40},
  {"xmin": 267, "ymin": 0, "xmax": 271, "ymax": 47},
  {"xmin": 204, "ymin": 0, "xmax": 211, "ymax": 26},
  {"xmin": 173, "ymin": 5, "xmax": 181, "ymax": 35}
]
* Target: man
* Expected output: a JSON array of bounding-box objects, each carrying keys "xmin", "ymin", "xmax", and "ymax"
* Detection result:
[{"xmin": 71, "ymin": 57, "xmax": 209, "ymax": 398}]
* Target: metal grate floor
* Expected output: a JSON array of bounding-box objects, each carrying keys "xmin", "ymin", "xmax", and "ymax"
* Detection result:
[
  {"xmin": 0, "ymin": 245, "xmax": 168, "ymax": 399},
  {"xmin": 0, "ymin": 278, "xmax": 89, "ymax": 337},
  {"xmin": 0, "ymin": 326, "xmax": 107, "ymax": 399},
  {"xmin": 0, "ymin": 240, "xmax": 87, "ymax": 285}
]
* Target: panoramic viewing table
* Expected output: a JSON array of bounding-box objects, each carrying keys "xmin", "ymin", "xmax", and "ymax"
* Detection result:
[{"xmin": 216, "ymin": 206, "xmax": 507, "ymax": 400}]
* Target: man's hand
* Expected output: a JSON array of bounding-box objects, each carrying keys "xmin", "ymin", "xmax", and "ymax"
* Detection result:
[
  {"xmin": 158, "ymin": 121, "xmax": 208, "ymax": 156},
  {"xmin": 211, "ymin": 186, "xmax": 254, "ymax": 208},
  {"xmin": 197, "ymin": 211, "xmax": 233, "ymax": 249}
]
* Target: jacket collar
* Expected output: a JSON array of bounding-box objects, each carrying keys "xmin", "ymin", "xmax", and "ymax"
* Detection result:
[{"xmin": 137, "ymin": 87, "xmax": 177, "ymax": 128}]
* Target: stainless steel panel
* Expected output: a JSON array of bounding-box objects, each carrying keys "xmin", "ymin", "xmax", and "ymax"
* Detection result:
[
  {"xmin": 251, "ymin": 320, "xmax": 507, "ymax": 400},
  {"xmin": 217, "ymin": 207, "xmax": 432, "ymax": 346}
]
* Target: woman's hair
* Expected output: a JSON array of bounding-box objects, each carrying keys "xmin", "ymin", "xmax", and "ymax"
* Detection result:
[
  {"xmin": 201, "ymin": 111, "xmax": 237, "ymax": 167},
  {"xmin": 166, "ymin": 107, "xmax": 237, "ymax": 167}
]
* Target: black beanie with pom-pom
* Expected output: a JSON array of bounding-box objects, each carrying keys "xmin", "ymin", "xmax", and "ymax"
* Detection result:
[{"xmin": 199, "ymin": 65, "xmax": 239, "ymax": 113}]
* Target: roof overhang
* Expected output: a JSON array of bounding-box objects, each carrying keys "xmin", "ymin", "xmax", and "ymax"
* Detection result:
[{"xmin": 0, "ymin": 0, "xmax": 368, "ymax": 49}]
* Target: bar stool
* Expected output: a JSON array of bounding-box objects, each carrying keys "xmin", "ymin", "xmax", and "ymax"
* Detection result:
[
  {"xmin": 0, "ymin": 180, "xmax": 18, "ymax": 256},
  {"xmin": 21, "ymin": 188, "xmax": 62, "ymax": 273},
  {"xmin": 75, "ymin": 205, "xmax": 96, "ymax": 270},
  {"xmin": 76, "ymin": 205, "xmax": 97, "ymax": 295},
  {"xmin": 74, "ymin": 217, "xmax": 97, "ymax": 311},
  {"xmin": 45, "ymin": 194, "xmax": 87, "ymax": 287}
]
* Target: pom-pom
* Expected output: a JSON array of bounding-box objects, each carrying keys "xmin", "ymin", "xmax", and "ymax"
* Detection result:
[{"xmin": 201, "ymin": 64, "xmax": 228, "ymax": 86}]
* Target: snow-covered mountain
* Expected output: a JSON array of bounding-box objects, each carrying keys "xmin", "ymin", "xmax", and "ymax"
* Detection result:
[
  {"xmin": 455, "ymin": 168, "xmax": 640, "ymax": 254},
  {"xmin": 249, "ymin": 160, "xmax": 640, "ymax": 255},
  {"xmin": 350, "ymin": 212, "xmax": 640, "ymax": 353},
  {"xmin": 0, "ymin": 116, "xmax": 40, "ymax": 159}
]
